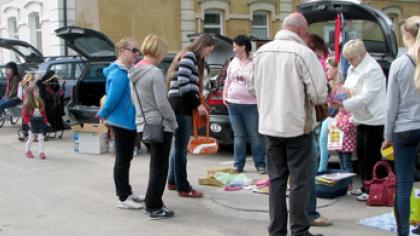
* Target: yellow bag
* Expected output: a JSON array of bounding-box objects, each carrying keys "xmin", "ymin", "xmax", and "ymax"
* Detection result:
[{"xmin": 410, "ymin": 188, "xmax": 420, "ymax": 225}]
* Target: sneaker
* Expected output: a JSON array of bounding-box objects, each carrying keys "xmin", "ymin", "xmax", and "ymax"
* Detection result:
[
  {"xmin": 357, "ymin": 193, "xmax": 369, "ymax": 201},
  {"xmin": 350, "ymin": 189, "xmax": 363, "ymax": 196},
  {"xmin": 233, "ymin": 167, "xmax": 243, "ymax": 173},
  {"xmin": 257, "ymin": 167, "xmax": 267, "ymax": 174},
  {"xmin": 149, "ymin": 207, "xmax": 174, "ymax": 220},
  {"xmin": 25, "ymin": 151, "xmax": 34, "ymax": 158},
  {"xmin": 128, "ymin": 194, "xmax": 145, "ymax": 203},
  {"xmin": 117, "ymin": 198, "xmax": 144, "ymax": 209},
  {"xmin": 167, "ymin": 184, "xmax": 176, "ymax": 191},
  {"xmin": 178, "ymin": 188, "xmax": 203, "ymax": 198},
  {"xmin": 39, "ymin": 152, "xmax": 46, "ymax": 160},
  {"xmin": 308, "ymin": 233, "xmax": 323, "ymax": 236},
  {"xmin": 144, "ymin": 207, "xmax": 153, "ymax": 215}
]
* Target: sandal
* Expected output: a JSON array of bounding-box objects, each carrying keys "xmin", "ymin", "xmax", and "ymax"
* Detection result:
[{"xmin": 311, "ymin": 216, "xmax": 333, "ymax": 226}]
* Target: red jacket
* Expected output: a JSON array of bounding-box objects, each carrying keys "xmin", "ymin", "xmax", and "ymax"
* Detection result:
[{"xmin": 21, "ymin": 94, "xmax": 48, "ymax": 125}]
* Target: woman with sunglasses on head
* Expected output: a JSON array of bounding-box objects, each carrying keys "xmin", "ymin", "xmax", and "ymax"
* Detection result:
[
  {"xmin": 129, "ymin": 34, "xmax": 178, "ymax": 219},
  {"xmin": 382, "ymin": 16, "xmax": 420, "ymax": 236},
  {"xmin": 166, "ymin": 33, "xmax": 215, "ymax": 198},
  {"xmin": 97, "ymin": 38, "xmax": 144, "ymax": 209}
]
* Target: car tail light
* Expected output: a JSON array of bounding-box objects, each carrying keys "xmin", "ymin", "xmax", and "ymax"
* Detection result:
[{"xmin": 207, "ymin": 89, "xmax": 224, "ymax": 106}]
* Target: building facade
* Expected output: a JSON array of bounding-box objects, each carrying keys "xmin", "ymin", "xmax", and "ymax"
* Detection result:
[{"xmin": 0, "ymin": 0, "xmax": 419, "ymax": 59}]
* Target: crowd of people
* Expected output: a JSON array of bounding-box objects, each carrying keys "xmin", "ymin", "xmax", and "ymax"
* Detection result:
[{"xmin": 1, "ymin": 9, "xmax": 419, "ymax": 236}]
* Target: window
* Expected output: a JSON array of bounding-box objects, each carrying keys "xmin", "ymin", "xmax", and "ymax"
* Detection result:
[
  {"xmin": 204, "ymin": 11, "xmax": 222, "ymax": 34},
  {"xmin": 7, "ymin": 17, "xmax": 18, "ymax": 39},
  {"xmin": 252, "ymin": 12, "xmax": 269, "ymax": 40},
  {"xmin": 28, "ymin": 12, "xmax": 42, "ymax": 51}
]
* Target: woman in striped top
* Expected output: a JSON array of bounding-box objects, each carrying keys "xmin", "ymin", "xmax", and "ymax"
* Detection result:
[{"xmin": 166, "ymin": 34, "xmax": 214, "ymax": 198}]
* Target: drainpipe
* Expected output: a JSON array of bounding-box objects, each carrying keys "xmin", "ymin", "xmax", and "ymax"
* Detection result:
[{"xmin": 63, "ymin": 0, "xmax": 68, "ymax": 56}]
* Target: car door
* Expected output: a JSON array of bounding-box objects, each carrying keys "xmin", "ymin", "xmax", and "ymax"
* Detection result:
[{"xmin": 55, "ymin": 26, "xmax": 116, "ymax": 124}]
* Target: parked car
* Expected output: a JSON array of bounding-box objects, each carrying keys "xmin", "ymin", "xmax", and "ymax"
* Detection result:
[
  {"xmin": 0, "ymin": 38, "xmax": 86, "ymax": 124},
  {"xmin": 56, "ymin": 27, "xmax": 236, "ymax": 143},
  {"xmin": 0, "ymin": 37, "xmax": 44, "ymax": 96}
]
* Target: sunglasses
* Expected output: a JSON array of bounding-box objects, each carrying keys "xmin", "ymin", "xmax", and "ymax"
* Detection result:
[{"xmin": 123, "ymin": 47, "xmax": 140, "ymax": 54}]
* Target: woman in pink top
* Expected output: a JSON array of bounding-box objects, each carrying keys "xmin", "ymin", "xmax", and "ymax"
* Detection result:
[{"xmin": 222, "ymin": 35, "xmax": 266, "ymax": 174}]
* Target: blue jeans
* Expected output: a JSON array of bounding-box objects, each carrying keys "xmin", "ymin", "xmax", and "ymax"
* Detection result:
[
  {"xmin": 338, "ymin": 152, "xmax": 353, "ymax": 173},
  {"xmin": 318, "ymin": 119, "xmax": 330, "ymax": 172},
  {"xmin": 227, "ymin": 103, "xmax": 266, "ymax": 171},
  {"xmin": 0, "ymin": 97, "xmax": 21, "ymax": 113},
  {"xmin": 308, "ymin": 132, "xmax": 321, "ymax": 222},
  {"xmin": 393, "ymin": 129, "xmax": 420, "ymax": 236},
  {"xmin": 168, "ymin": 115, "xmax": 193, "ymax": 192}
]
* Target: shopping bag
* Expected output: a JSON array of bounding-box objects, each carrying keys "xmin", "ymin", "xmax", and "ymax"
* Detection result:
[
  {"xmin": 187, "ymin": 106, "xmax": 219, "ymax": 155},
  {"xmin": 327, "ymin": 124, "xmax": 344, "ymax": 150},
  {"xmin": 410, "ymin": 188, "xmax": 420, "ymax": 225},
  {"xmin": 364, "ymin": 161, "xmax": 396, "ymax": 207}
]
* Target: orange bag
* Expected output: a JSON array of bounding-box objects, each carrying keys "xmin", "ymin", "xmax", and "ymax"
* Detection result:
[{"xmin": 187, "ymin": 106, "xmax": 219, "ymax": 155}]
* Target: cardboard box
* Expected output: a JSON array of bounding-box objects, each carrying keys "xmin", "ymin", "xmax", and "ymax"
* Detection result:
[{"xmin": 71, "ymin": 123, "xmax": 108, "ymax": 154}]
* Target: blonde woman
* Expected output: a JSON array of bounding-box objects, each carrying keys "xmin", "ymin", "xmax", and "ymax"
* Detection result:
[
  {"xmin": 97, "ymin": 38, "xmax": 143, "ymax": 209},
  {"xmin": 332, "ymin": 39, "xmax": 387, "ymax": 201},
  {"xmin": 129, "ymin": 34, "xmax": 177, "ymax": 219},
  {"xmin": 382, "ymin": 16, "xmax": 420, "ymax": 236}
]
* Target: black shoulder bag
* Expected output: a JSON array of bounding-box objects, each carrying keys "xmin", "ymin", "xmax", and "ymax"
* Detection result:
[{"xmin": 132, "ymin": 80, "xmax": 164, "ymax": 143}]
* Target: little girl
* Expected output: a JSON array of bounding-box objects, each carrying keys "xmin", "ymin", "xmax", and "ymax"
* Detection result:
[
  {"xmin": 22, "ymin": 85, "xmax": 49, "ymax": 160},
  {"xmin": 334, "ymin": 108, "xmax": 356, "ymax": 173}
]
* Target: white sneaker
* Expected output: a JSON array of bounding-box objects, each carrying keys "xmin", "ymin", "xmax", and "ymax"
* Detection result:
[
  {"xmin": 128, "ymin": 193, "xmax": 145, "ymax": 203},
  {"xmin": 117, "ymin": 198, "xmax": 144, "ymax": 209},
  {"xmin": 357, "ymin": 193, "xmax": 369, "ymax": 201}
]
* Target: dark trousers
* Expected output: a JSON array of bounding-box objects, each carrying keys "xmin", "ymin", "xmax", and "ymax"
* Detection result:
[
  {"xmin": 356, "ymin": 125, "xmax": 384, "ymax": 191},
  {"xmin": 145, "ymin": 132, "xmax": 173, "ymax": 211},
  {"xmin": 393, "ymin": 129, "xmax": 420, "ymax": 236},
  {"xmin": 112, "ymin": 126, "xmax": 136, "ymax": 201},
  {"xmin": 168, "ymin": 115, "xmax": 193, "ymax": 192},
  {"xmin": 267, "ymin": 134, "xmax": 313, "ymax": 236}
]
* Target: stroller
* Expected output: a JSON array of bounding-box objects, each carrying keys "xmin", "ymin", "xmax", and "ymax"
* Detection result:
[{"xmin": 18, "ymin": 71, "xmax": 66, "ymax": 141}]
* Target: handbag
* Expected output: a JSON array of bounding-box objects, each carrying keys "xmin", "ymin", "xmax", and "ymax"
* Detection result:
[
  {"xmin": 315, "ymin": 104, "xmax": 329, "ymax": 122},
  {"xmin": 364, "ymin": 161, "xmax": 396, "ymax": 207},
  {"xmin": 410, "ymin": 188, "xmax": 420, "ymax": 225},
  {"xmin": 187, "ymin": 105, "xmax": 219, "ymax": 155},
  {"xmin": 132, "ymin": 81, "xmax": 164, "ymax": 143}
]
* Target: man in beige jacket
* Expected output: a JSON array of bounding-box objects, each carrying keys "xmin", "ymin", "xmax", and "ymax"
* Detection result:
[{"xmin": 252, "ymin": 12, "xmax": 327, "ymax": 236}]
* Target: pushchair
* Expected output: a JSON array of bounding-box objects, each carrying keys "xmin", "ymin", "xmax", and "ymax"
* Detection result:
[{"xmin": 17, "ymin": 71, "xmax": 66, "ymax": 141}]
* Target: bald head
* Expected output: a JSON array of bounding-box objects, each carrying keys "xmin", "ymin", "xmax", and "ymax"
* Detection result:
[{"xmin": 282, "ymin": 12, "xmax": 308, "ymax": 39}]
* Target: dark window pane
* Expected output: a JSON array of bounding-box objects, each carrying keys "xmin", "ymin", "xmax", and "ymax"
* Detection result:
[
  {"xmin": 252, "ymin": 28, "xmax": 268, "ymax": 39},
  {"xmin": 253, "ymin": 14, "xmax": 267, "ymax": 26},
  {"xmin": 204, "ymin": 13, "xmax": 220, "ymax": 24}
]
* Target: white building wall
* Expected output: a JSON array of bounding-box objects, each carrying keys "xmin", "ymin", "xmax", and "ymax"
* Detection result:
[{"xmin": 0, "ymin": 0, "xmax": 75, "ymax": 62}]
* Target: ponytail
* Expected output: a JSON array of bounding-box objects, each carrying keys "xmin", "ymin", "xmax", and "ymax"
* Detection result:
[{"xmin": 414, "ymin": 23, "xmax": 420, "ymax": 91}]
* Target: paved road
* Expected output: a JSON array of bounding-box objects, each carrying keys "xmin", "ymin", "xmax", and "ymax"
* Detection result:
[{"xmin": 0, "ymin": 124, "xmax": 398, "ymax": 236}]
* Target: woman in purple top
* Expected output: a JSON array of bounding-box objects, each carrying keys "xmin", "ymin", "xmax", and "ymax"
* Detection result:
[{"xmin": 223, "ymin": 35, "xmax": 266, "ymax": 174}]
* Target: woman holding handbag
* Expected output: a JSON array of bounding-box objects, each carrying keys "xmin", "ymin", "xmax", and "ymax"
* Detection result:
[
  {"xmin": 166, "ymin": 33, "xmax": 214, "ymax": 198},
  {"xmin": 382, "ymin": 16, "xmax": 420, "ymax": 236},
  {"xmin": 129, "ymin": 34, "xmax": 178, "ymax": 219},
  {"xmin": 222, "ymin": 35, "xmax": 266, "ymax": 174}
]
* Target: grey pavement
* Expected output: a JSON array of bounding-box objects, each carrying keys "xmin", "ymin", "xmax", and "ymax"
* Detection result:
[{"xmin": 0, "ymin": 124, "xmax": 399, "ymax": 236}]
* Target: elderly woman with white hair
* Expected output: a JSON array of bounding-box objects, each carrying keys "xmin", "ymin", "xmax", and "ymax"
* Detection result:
[{"xmin": 331, "ymin": 39, "xmax": 386, "ymax": 201}]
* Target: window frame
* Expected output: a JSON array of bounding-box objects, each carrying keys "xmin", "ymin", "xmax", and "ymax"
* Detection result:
[
  {"xmin": 203, "ymin": 10, "xmax": 223, "ymax": 35},
  {"xmin": 7, "ymin": 17, "xmax": 19, "ymax": 39},
  {"xmin": 251, "ymin": 11, "xmax": 269, "ymax": 40}
]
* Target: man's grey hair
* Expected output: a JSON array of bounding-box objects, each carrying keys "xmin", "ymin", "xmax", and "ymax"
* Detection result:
[{"xmin": 282, "ymin": 13, "xmax": 307, "ymax": 30}]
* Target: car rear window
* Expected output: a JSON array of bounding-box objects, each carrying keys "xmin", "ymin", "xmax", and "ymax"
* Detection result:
[
  {"xmin": 308, "ymin": 19, "xmax": 386, "ymax": 53},
  {"xmin": 73, "ymin": 37, "xmax": 115, "ymax": 58}
]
